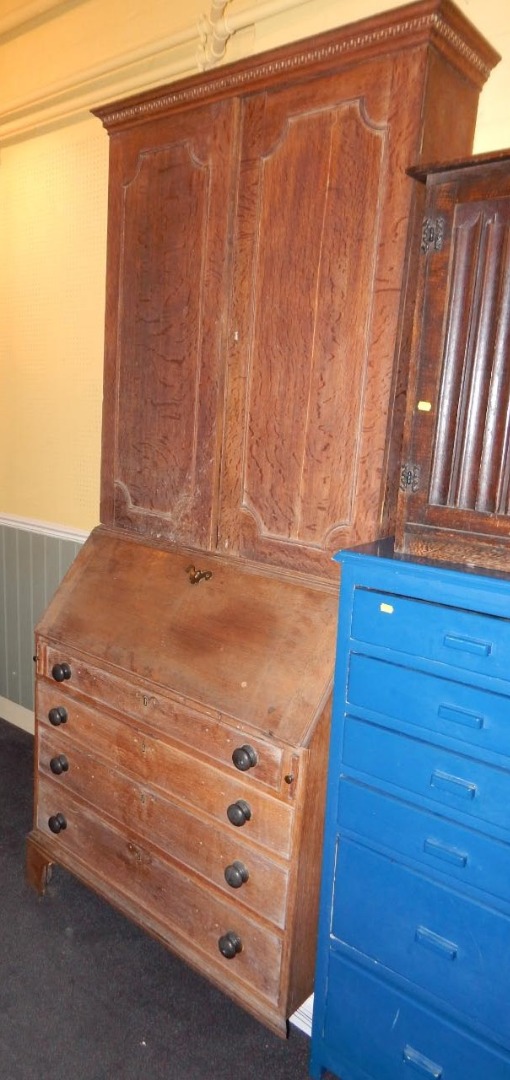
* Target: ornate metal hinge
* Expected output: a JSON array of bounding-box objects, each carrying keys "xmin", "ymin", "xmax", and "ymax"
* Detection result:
[
  {"xmin": 421, "ymin": 216, "xmax": 445, "ymax": 254},
  {"xmin": 400, "ymin": 463, "xmax": 420, "ymax": 493}
]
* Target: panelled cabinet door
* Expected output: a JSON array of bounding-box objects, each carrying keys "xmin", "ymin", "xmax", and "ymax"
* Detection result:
[
  {"xmin": 216, "ymin": 53, "xmax": 461, "ymax": 578},
  {"xmin": 100, "ymin": 100, "xmax": 239, "ymax": 549},
  {"xmin": 395, "ymin": 153, "xmax": 510, "ymax": 571}
]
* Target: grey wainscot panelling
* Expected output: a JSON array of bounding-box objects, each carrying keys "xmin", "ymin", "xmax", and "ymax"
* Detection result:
[{"xmin": 0, "ymin": 523, "xmax": 84, "ymax": 711}]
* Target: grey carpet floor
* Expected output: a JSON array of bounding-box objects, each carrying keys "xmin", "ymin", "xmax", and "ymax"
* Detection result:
[{"xmin": 0, "ymin": 717, "xmax": 315, "ymax": 1080}]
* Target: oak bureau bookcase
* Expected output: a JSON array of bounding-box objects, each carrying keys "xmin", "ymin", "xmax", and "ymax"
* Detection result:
[{"xmin": 26, "ymin": 0, "xmax": 498, "ymax": 1036}]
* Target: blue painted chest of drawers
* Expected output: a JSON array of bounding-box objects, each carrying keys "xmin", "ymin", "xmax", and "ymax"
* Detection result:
[{"xmin": 310, "ymin": 539, "xmax": 510, "ymax": 1080}]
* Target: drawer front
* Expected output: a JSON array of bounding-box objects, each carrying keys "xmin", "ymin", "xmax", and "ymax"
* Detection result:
[
  {"xmin": 38, "ymin": 643, "xmax": 288, "ymax": 792},
  {"xmin": 332, "ymin": 838, "xmax": 510, "ymax": 1043},
  {"xmin": 36, "ymin": 684, "xmax": 294, "ymax": 857},
  {"xmin": 348, "ymin": 652, "xmax": 510, "ymax": 758},
  {"xmin": 350, "ymin": 587, "xmax": 510, "ymax": 682},
  {"xmin": 38, "ymin": 729, "xmax": 289, "ymax": 927},
  {"xmin": 343, "ymin": 717, "xmax": 510, "ymax": 836},
  {"xmin": 35, "ymin": 783, "xmax": 283, "ymax": 1005},
  {"xmin": 322, "ymin": 953, "xmax": 510, "ymax": 1080},
  {"xmin": 339, "ymin": 779, "xmax": 510, "ymax": 907}
]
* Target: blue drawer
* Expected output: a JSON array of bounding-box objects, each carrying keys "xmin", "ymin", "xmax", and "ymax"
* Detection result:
[
  {"xmin": 331, "ymin": 838, "xmax": 510, "ymax": 1043},
  {"xmin": 350, "ymin": 587, "xmax": 510, "ymax": 682},
  {"xmin": 339, "ymin": 778, "xmax": 510, "ymax": 907},
  {"xmin": 317, "ymin": 953, "xmax": 510, "ymax": 1080},
  {"xmin": 343, "ymin": 716, "xmax": 510, "ymax": 835},
  {"xmin": 347, "ymin": 652, "xmax": 510, "ymax": 758}
]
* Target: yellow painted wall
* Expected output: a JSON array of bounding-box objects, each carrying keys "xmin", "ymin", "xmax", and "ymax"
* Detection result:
[
  {"xmin": 0, "ymin": 0, "xmax": 509, "ymax": 533},
  {"xmin": 0, "ymin": 118, "xmax": 107, "ymax": 530}
]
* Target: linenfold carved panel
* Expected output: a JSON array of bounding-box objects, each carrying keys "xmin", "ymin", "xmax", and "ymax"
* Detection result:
[
  {"xmin": 395, "ymin": 153, "xmax": 510, "ymax": 572},
  {"xmin": 429, "ymin": 201, "xmax": 510, "ymax": 515}
]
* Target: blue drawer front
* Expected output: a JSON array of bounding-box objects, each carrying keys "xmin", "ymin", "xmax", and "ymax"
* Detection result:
[
  {"xmin": 339, "ymin": 778, "xmax": 510, "ymax": 906},
  {"xmin": 332, "ymin": 838, "xmax": 510, "ymax": 1043},
  {"xmin": 343, "ymin": 716, "xmax": 510, "ymax": 835},
  {"xmin": 348, "ymin": 652, "xmax": 510, "ymax": 758},
  {"xmin": 350, "ymin": 587, "xmax": 510, "ymax": 681},
  {"xmin": 321, "ymin": 953, "xmax": 510, "ymax": 1080}
]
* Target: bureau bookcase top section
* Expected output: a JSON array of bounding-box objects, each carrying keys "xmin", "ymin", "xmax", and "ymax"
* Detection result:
[{"xmin": 94, "ymin": 0, "xmax": 498, "ymax": 582}]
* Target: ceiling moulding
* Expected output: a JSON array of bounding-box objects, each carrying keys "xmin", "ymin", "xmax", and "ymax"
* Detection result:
[
  {"xmin": 0, "ymin": 0, "xmax": 70, "ymax": 39},
  {"xmin": 0, "ymin": 0, "xmax": 312, "ymax": 143}
]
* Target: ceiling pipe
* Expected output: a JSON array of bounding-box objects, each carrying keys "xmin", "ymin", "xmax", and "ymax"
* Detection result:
[{"xmin": 197, "ymin": 0, "xmax": 312, "ymax": 69}]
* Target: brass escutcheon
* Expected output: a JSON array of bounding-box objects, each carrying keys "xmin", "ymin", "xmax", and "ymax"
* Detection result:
[{"xmin": 186, "ymin": 564, "xmax": 213, "ymax": 584}]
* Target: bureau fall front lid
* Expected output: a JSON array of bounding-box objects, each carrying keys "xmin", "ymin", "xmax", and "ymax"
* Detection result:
[{"xmin": 36, "ymin": 527, "xmax": 336, "ymax": 746}]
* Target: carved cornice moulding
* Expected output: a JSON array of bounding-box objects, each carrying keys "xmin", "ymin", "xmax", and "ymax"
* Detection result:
[{"xmin": 96, "ymin": 3, "xmax": 500, "ymax": 134}]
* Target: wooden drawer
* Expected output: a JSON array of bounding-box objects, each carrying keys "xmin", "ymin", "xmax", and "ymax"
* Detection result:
[
  {"xmin": 338, "ymin": 779, "xmax": 510, "ymax": 908},
  {"xmin": 38, "ymin": 728, "xmax": 289, "ymax": 927},
  {"xmin": 35, "ymin": 783, "xmax": 283, "ymax": 1006},
  {"xmin": 322, "ymin": 953, "xmax": 510, "ymax": 1080},
  {"xmin": 37, "ymin": 643, "xmax": 290, "ymax": 793},
  {"xmin": 35, "ymin": 686, "xmax": 294, "ymax": 858},
  {"xmin": 343, "ymin": 716, "xmax": 510, "ymax": 837},
  {"xmin": 332, "ymin": 838, "xmax": 510, "ymax": 1044},
  {"xmin": 350, "ymin": 586, "xmax": 510, "ymax": 683},
  {"xmin": 347, "ymin": 652, "xmax": 510, "ymax": 759}
]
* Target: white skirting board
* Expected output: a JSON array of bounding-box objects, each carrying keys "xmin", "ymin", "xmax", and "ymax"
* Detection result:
[
  {"xmin": 290, "ymin": 994, "xmax": 313, "ymax": 1036},
  {"xmin": 0, "ymin": 696, "xmax": 34, "ymax": 734}
]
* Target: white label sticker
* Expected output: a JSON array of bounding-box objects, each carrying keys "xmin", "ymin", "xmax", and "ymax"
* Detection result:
[{"xmin": 380, "ymin": 602, "xmax": 394, "ymax": 614}]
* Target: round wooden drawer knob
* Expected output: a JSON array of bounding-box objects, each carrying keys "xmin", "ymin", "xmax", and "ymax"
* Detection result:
[
  {"xmin": 232, "ymin": 745, "xmax": 258, "ymax": 771},
  {"xmin": 48, "ymin": 707, "xmax": 68, "ymax": 726},
  {"xmin": 224, "ymin": 861, "xmax": 249, "ymax": 888},
  {"xmin": 50, "ymin": 754, "xmax": 69, "ymax": 775},
  {"xmin": 48, "ymin": 812, "xmax": 67, "ymax": 834},
  {"xmin": 226, "ymin": 800, "xmax": 251, "ymax": 827},
  {"xmin": 51, "ymin": 662, "xmax": 72, "ymax": 682},
  {"xmin": 218, "ymin": 931, "xmax": 242, "ymax": 959}
]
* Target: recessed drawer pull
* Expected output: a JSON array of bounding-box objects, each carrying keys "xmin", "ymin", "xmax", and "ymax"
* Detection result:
[
  {"xmin": 414, "ymin": 925, "xmax": 458, "ymax": 960},
  {"xmin": 403, "ymin": 1045, "xmax": 443, "ymax": 1078},
  {"xmin": 443, "ymin": 633, "xmax": 492, "ymax": 657},
  {"xmin": 430, "ymin": 769, "xmax": 477, "ymax": 800},
  {"xmin": 423, "ymin": 837, "xmax": 468, "ymax": 868},
  {"xmin": 437, "ymin": 703, "xmax": 484, "ymax": 730}
]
